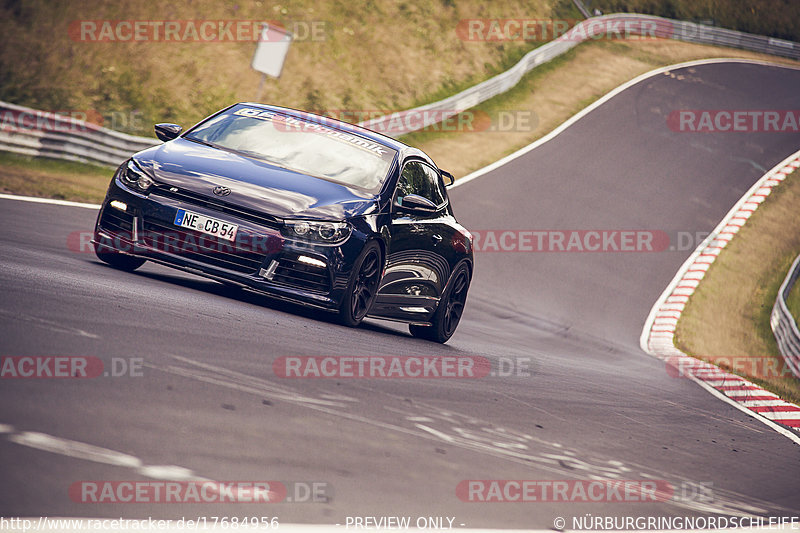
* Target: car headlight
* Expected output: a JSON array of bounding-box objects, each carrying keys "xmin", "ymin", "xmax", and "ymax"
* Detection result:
[
  {"xmin": 282, "ymin": 220, "xmax": 351, "ymax": 245},
  {"xmin": 118, "ymin": 159, "xmax": 154, "ymax": 193}
]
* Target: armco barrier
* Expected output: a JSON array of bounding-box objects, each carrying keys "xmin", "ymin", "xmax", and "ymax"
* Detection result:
[
  {"xmin": 0, "ymin": 101, "xmax": 159, "ymax": 167},
  {"xmin": 359, "ymin": 13, "xmax": 799, "ymax": 136},
  {"xmin": 1, "ymin": 13, "xmax": 798, "ymax": 164},
  {"xmin": 771, "ymin": 254, "xmax": 800, "ymax": 378},
  {"xmin": 572, "ymin": 0, "xmax": 592, "ymax": 19}
]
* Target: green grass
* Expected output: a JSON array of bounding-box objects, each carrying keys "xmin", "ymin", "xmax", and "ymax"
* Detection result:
[
  {"xmin": 0, "ymin": 0, "xmax": 564, "ymax": 137},
  {"xmin": 590, "ymin": 0, "xmax": 800, "ymax": 42},
  {"xmin": 0, "ymin": 152, "xmax": 111, "ymax": 203},
  {"xmin": 406, "ymin": 43, "xmax": 544, "ymax": 111},
  {"xmin": 674, "ymin": 170, "xmax": 800, "ymax": 405},
  {"xmin": 4, "ymin": 34, "xmax": 797, "ymax": 203},
  {"xmin": 0, "ymin": 151, "xmax": 111, "ymax": 176},
  {"xmin": 400, "ymin": 44, "xmax": 581, "ymax": 148},
  {"xmin": 403, "ymin": 0, "xmax": 585, "ymax": 110}
]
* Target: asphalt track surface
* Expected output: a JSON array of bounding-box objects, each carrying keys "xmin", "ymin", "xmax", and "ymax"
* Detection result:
[{"xmin": 2, "ymin": 61, "xmax": 800, "ymax": 527}]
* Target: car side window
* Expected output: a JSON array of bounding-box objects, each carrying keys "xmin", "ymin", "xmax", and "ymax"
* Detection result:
[{"xmin": 396, "ymin": 161, "xmax": 446, "ymax": 207}]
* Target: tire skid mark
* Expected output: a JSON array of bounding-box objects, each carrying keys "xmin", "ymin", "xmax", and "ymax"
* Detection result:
[{"xmin": 149, "ymin": 356, "xmax": 776, "ymax": 517}]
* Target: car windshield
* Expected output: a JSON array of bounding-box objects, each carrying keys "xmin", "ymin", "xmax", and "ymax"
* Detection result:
[{"xmin": 184, "ymin": 106, "xmax": 397, "ymax": 192}]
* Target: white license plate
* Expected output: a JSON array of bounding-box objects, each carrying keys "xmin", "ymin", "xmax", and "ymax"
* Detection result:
[{"xmin": 174, "ymin": 209, "xmax": 238, "ymax": 241}]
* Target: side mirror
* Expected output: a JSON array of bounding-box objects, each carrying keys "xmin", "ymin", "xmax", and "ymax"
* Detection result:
[
  {"xmin": 396, "ymin": 194, "xmax": 438, "ymax": 213},
  {"xmin": 440, "ymin": 170, "xmax": 455, "ymax": 187},
  {"xmin": 155, "ymin": 123, "xmax": 182, "ymax": 142}
]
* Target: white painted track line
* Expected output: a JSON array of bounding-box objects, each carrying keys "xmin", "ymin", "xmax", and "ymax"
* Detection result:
[
  {"xmin": 0, "ymin": 193, "xmax": 100, "ymax": 209},
  {"xmin": 452, "ymin": 58, "xmax": 800, "ymax": 189}
]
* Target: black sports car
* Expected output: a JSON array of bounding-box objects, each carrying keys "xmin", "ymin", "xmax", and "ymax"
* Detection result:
[{"xmin": 93, "ymin": 103, "xmax": 474, "ymax": 342}]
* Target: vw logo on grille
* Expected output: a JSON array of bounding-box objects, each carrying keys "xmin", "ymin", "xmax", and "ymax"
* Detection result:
[{"xmin": 212, "ymin": 186, "xmax": 231, "ymax": 197}]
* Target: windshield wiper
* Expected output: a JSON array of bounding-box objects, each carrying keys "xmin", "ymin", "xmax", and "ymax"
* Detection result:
[{"xmin": 184, "ymin": 136, "xmax": 219, "ymax": 149}]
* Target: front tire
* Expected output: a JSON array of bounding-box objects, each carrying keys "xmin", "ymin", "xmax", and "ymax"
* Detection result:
[
  {"xmin": 338, "ymin": 241, "xmax": 382, "ymax": 327},
  {"xmin": 409, "ymin": 263, "xmax": 470, "ymax": 343},
  {"xmin": 94, "ymin": 241, "xmax": 146, "ymax": 272}
]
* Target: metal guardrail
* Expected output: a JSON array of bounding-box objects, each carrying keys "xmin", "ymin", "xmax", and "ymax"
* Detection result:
[
  {"xmin": 572, "ymin": 0, "xmax": 592, "ymax": 19},
  {"xmin": 0, "ymin": 13, "xmax": 798, "ymax": 163},
  {"xmin": 771, "ymin": 254, "xmax": 800, "ymax": 378},
  {"xmin": 0, "ymin": 100, "xmax": 160, "ymax": 167},
  {"xmin": 360, "ymin": 13, "xmax": 799, "ymax": 137}
]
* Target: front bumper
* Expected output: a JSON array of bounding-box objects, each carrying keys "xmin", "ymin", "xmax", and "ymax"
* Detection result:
[{"xmin": 94, "ymin": 176, "xmax": 366, "ymax": 310}]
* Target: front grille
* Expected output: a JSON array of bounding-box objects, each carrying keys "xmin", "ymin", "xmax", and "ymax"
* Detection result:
[
  {"xmin": 152, "ymin": 185, "xmax": 280, "ymax": 229},
  {"xmin": 99, "ymin": 208, "xmax": 133, "ymax": 235},
  {"xmin": 141, "ymin": 219, "xmax": 271, "ymax": 275},
  {"xmin": 272, "ymin": 255, "xmax": 331, "ymax": 294}
]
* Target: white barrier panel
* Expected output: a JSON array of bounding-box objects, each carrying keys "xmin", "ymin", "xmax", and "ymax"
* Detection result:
[
  {"xmin": 0, "ymin": 101, "xmax": 160, "ymax": 167},
  {"xmin": 0, "ymin": 13, "xmax": 797, "ymax": 164},
  {"xmin": 359, "ymin": 14, "xmax": 799, "ymax": 137},
  {"xmin": 771, "ymin": 253, "xmax": 800, "ymax": 378}
]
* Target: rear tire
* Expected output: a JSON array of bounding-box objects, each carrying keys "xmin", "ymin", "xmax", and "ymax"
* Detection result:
[
  {"xmin": 409, "ymin": 263, "xmax": 470, "ymax": 343},
  {"xmin": 338, "ymin": 241, "xmax": 382, "ymax": 327}
]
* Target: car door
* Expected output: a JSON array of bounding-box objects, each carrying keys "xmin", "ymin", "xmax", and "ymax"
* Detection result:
[{"xmin": 370, "ymin": 159, "xmax": 457, "ymax": 322}]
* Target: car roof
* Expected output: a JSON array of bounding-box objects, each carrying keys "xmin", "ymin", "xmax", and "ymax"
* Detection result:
[{"xmin": 235, "ymin": 102, "xmax": 434, "ymax": 167}]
